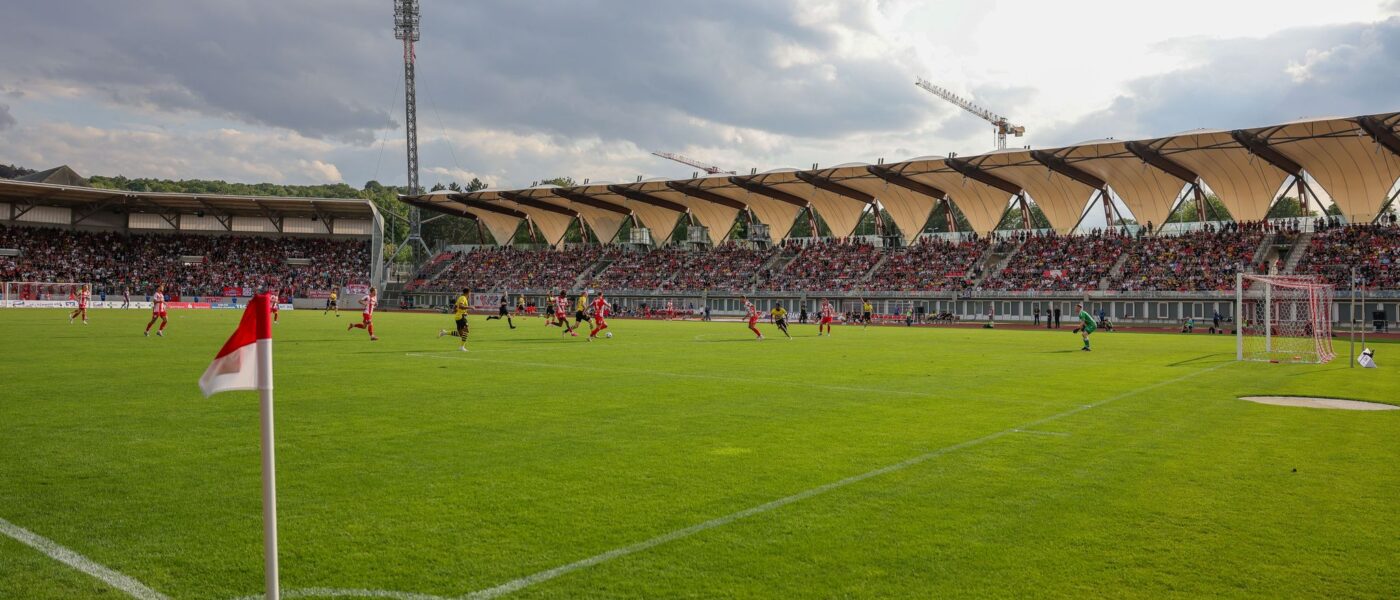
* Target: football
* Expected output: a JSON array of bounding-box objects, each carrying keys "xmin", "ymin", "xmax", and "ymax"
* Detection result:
[{"xmin": 605, "ymin": 332, "xmax": 613, "ymax": 338}]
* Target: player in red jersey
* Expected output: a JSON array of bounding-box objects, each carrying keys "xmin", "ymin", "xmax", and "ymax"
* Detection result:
[
  {"xmin": 69, "ymin": 284, "xmax": 91, "ymax": 325},
  {"xmin": 268, "ymin": 289, "xmax": 281, "ymax": 324},
  {"xmin": 550, "ymin": 290, "xmax": 577, "ymax": 337},
  {"xmin": 347, "ymin": 287, "xmax": 379, "ymax": 341},
  {"xmin": 588, "ymin": 292, "xmax": 613, "ymax": 340},
  {"xmin": 144, "ymin": 284, "xmax": 169, "ymax": 337},
  {"xmin": 740, "ymin": 294, "xmax": 764, "ymax": 340},
  {"xmin": 817, "ymin": 297, "xmax": 835, "ymax": 336},
  {"xmin": 665, "ymin": 299, "xmax": 676, "ymax": 320}
]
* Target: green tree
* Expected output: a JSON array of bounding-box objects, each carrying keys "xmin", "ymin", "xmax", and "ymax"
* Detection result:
[
  {"xmin": 995, "ymin": 201, "xmax": 1051, "ymax": 230},
  {"xmin": 1266, "ymin": 196, "xmax": 1318, "ymax": 219},
  {"xmin": 1165, "ymin": 193, "xmax": 1232, "ymax": 223},
  {"xmin": 924, "ymin": 201, "xmax": 974, "ymax": 234}
]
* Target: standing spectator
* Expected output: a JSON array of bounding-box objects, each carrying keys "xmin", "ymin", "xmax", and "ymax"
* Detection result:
[
  {"xmin": 1053, "ymin": 307, "xmax": 1062, "ymax": 329},
  {"xmin": 1033, "ymin": 305, "xmax": 1041, "ymax": 326}
]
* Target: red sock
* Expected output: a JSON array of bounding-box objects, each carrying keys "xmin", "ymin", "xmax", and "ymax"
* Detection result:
[
  {"xmin": 749, "ymin": 325, "xmax": 761, "ymax": 337},
  {"xmin": 367, "ymin": 324, "xmax": 374, "ymax": 336},
  {"xmin": 159, "ymin": 319, "xmax": 167, "ymax": 331}
]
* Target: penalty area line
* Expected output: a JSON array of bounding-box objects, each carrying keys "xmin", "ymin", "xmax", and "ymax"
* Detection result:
[
  {"xmin": 0, "ymin": 516, "xmax": 169, "ymax": 600},
  {"xmin": 461, "ymin": 361, "xmax": 1232, "ymax": 599}
]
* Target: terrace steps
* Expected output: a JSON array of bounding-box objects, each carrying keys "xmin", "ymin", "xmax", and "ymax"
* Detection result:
[
  {"xmin": 1281, "ymin": 232, "xmax": 1313, "ymax": 274},
  {"xmin": 973, "ymin": 238, "xmax": 1024, "ymax": 287},
  {"xmin": 1100, "ymin": 252, "xmax": 1132, "ymax": 291}
]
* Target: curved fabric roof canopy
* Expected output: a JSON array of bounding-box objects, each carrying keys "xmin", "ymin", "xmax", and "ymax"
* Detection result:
[{"xmin": 403, "ymin": 112, "xmax": 1400, "ymax": 245}]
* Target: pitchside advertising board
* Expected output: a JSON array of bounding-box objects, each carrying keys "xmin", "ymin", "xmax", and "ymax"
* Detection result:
[{"xmin": 2, "ymin": 299, "xmax": 296, "ymax": 310}]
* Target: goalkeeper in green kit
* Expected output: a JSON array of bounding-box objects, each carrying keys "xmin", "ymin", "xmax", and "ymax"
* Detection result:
[{"xmin": 1073, "ymin": 302, "xmax": 1097, "ymax": 351}]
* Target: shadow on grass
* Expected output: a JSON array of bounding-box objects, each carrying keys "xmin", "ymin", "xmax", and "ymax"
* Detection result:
[{"xmin": 1166, "ymin": 353, "xmax": 1234, "ymax": 367}]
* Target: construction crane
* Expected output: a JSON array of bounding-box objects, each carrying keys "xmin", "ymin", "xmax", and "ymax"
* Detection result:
[
  {"xmin": 651, "ymin": 152, "xmax": 736, "ymax": 175},
  {"xmin": 915, "ymin": 77, "xmax": 1026, "ymax": 150}
]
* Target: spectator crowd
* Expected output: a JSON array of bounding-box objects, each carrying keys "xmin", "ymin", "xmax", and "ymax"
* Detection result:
[{"xmin": 0, "ymin": 224, "xmax": 369, "ymax": 298}]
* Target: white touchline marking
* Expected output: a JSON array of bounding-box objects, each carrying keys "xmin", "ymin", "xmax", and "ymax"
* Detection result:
[
  {"xmin": 1013, "ymin": 429, "xmax": 1071, "ymax": 437},
  {"xmin": 460, "ymin": 361, "xmax": 1232, "ymax": 599},
  {"xmin": 404, "ymin": 352, "xmax": 1046, "ymax": 406},
  {"xmin": 0, "ymin": 516, "xmax": 169, "ymax": 600}
]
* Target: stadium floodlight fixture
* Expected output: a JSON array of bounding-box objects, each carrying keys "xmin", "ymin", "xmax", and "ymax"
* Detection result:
[{"xmin": 393, "ymin": 0, "xmax": 420, "ymax": 42}]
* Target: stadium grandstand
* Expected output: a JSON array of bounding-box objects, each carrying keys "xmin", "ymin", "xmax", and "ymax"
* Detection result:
[
  {"xmin": 400, "ymin": 112, "xmax": 1400, "ymax": 328},
  {"xmin": 0, "ymin": 169, "xmax": 384, "ymax": 308}
]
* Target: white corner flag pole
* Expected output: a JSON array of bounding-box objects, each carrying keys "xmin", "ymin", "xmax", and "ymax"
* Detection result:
[
  {"xmin": 197, "ymin": 293, "xmax": 279, "ymax": 600},
  {"xmin": 257, "ymin": 334, "xmax": 280, "ymax": 600}
]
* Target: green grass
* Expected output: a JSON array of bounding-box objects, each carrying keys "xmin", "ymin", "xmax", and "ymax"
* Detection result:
[{"xmin": 1, "ymin": 308, "xmax": 1398, "ymax": 599}]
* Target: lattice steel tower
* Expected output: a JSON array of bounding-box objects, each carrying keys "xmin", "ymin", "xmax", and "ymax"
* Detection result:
[{"xmin": 394, "ymin": 0, "xmax": 429, "ymax": 255}]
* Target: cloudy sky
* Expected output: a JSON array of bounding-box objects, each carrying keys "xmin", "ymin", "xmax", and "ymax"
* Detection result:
[{"xmin": 2, "ymin": 0, "xmax": 1398, "ymax": 190}]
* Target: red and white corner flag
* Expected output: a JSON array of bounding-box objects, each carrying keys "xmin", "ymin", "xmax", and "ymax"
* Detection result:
[
  {"xmin": 199, "ymin": 293, "xmax": 273, "ymax": 396},
  {"xmin": 198, "ymin": 293, "xmax": 281, "ymax": 600}
]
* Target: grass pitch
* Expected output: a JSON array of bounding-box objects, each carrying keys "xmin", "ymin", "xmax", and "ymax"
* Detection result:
[{"xmin": 2, "ymin": 308, "xmax": 1398, "ymax": 599}]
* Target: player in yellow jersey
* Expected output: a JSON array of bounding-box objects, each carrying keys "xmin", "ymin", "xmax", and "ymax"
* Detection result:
[
  {"xmin": 437, "ymin": 288, "xmax": 471, "ymax": 351},
  {"xmin": 324, "ymin": 288, "xmax": 339, "ymax": 316},
  {"xmin": 861, "ymin": 299, "xmax": 873, "ymax": 328},
  {"xmin": 771, "ymin": 304, "xmax": 791, "ymax": 339},
  {"xmin": 573, "ymin": 290, "xmax": 592, "ymax": 331}
]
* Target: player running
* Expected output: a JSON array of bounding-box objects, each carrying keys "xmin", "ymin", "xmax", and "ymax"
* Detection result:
[
  {"xmin": 817, "ymin": 298, "xmax": 835, "ymax": 336},
  {"xmin": 485, "ymin": 294, "xmax": 516, "ymax": 328},
  {"xmin": 348, "ymin": 287, "xmax": 379, "ymax": 341},
  {"xmin": 325, "ymin": 288, "xmax": 339, "ymax": 316},
  {"xmin": 1073, "ymin": 302, "xmax": 1097, "ymax": 352},
  {"xmin": 588, "ymin": 292, "xmax": 613, "ymax": 340},
  {"xmin": 69, "ymin": 284, "xmax": 91, "ymax": 325},
  {"xmin": 144, "ymin": 284, "xmax": 168, "ymax": 337},
  {"xmin": 121, "ymin": 286, "xmax": 131, "ymax": 309},
  {"xmin": 550, "ymin": 290, "xmax": 577, "ymax": 336},
  {"xmin": 741, "ymin": 295, "xmax": 763, "ymax": 340},
  {"xmin": 573, "ymin": 290, "xmax": 592, "ymax": 331},
  {"xmin": 515, "ymin": 294, "xmax": 526, "ymax": 316},
  {"xmin": 861, "ymin": 299, "xmax": 873, "ymax": 328},
  {"xmin": 771, "ymin": 304, "xmax": 791, "ymax": 339},
  {"xmin": 438, "ymin": 288, "xmax": 471, "ymax": 351},
  {"xmin": 268, "ymin": 289, "xmax": 281, "ymax": 324}
]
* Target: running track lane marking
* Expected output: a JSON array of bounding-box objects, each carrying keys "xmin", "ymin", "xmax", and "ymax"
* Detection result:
[
  {"xmin": 0, "ymin": 516, "xmax": 170, "ymax": 600},
  {"xmin": 458, "ymin": 361, "xmax": 1234, "ymax": 599}
]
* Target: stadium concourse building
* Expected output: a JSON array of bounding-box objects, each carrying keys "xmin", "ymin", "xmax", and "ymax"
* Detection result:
[
  {"xmin": 0, "ymin": 169, "xmax": 385, "ymax": 308},
  {"xmin": 402, "ymin": 112, "xmax": 1400, "ymax": 325}
]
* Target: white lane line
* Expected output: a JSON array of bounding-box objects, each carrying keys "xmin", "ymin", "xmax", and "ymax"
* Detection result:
[
  {"xmin": 231, "ymin": 588, "xmax": 450, "ymax": 600},
  {"xmin": 405, "ymin": 352, "xmax": 1041, "ymax": 406},
  {"xmin": 460, "ymin": 361, "xmax": 1232, "ymax": 599},
  {"xmin": 0, "ymin": 516, "xmax": 169, "ymax": 600}
]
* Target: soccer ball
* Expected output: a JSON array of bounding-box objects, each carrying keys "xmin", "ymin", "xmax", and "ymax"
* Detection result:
[{"xmin": 605, "ymin": 332, "xmax": 613, "ymax": 338}]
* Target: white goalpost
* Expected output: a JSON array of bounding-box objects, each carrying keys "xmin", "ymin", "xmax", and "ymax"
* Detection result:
[
  {"xmin": 2, "ymin": 281, "xmax": 92, "ymax": 308},
  {"xmin": 1235, "ymin": 273, "xmax": 1335, "ymax": 364}
]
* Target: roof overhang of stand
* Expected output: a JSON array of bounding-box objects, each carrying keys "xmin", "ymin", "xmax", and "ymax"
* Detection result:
[
  {"xmin": 400, "ymin": 112, "xmax": 1400, "ymax": 244},
  {"xmin": 1, "ymin": 179, "xmax": 378, "ymax": 231}
]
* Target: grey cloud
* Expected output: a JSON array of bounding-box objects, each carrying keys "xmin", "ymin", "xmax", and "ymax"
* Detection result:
[
  {"xmin": 1046, "ymin": 17, "xmax": 1400, "ymax": 145},
  {"xmin": 1, "ymin": 1, "xmax": 925, "ymax": 150},
  {"xmin": 414, "ymin": 1, "xmax": 926, "ymax": 150},
  {"xmin": 0, "ymin": 0, "xmax": 399, "ymax": 143},
  {"xmin": 0, "ymin": 104, "xmax": 14, "ymax": 130}
]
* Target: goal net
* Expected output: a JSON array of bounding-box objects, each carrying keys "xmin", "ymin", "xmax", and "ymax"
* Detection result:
[
  {"xmin": 1236, "ymin": 274, "xmax": 1334, "ymax": 364},
  {"xmin": 2, "ymin": 282, "xmax": 92, "ymax": 307}
]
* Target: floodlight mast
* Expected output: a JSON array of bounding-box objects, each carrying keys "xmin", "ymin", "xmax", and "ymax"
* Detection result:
[
  {"xmin": 394, "ymin": 0, "xmax": 428, "ymax": 256},
  {"xmin": 915, "ymin": 77, "xmax": 1026, "ymax": 150}
]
